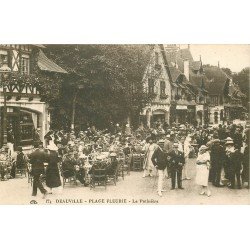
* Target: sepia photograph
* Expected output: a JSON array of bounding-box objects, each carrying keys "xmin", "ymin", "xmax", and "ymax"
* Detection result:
[
  {"xmin": 0, "ymin": 44, "xmax": 249, "ymax": 205},
  {"xmin": 1, "ymin": 1, "xmax": 250, "ymax": 250}
]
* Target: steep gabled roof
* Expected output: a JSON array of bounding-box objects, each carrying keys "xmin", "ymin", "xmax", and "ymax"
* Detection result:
[
  {"xmin": 177, "ymin": 48, "xmax": 194, "ymax": 62},
  {"xmin": 202, "ymin": 65, "xmax": 229, "ymax": 95},
  {"xmin": 165, "ymin": 48, "xmax": 203, "ymax": 73},
  {"xmin": 191, "ymin": 61, "xmax": 202, "ymax": 71},
  {"xmin": 32, "ymin": 44, "xmax": 46, "ymax": 49},
  {"xmin": 38, "ymin": 50, "xmax": 67, "ymax": 74},
  {"xmin": 160, "ymin": 46, "xmax": 200, "ymax": 95},
  {"xmin": 169, "ymin": 66, "xmax": 183, "ymax": 83}
]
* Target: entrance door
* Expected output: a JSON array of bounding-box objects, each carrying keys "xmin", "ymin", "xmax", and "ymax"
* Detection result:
[
  {"xmin": 7, "ymin": 113, "xmax": 21, "ymax": 150},
  {"xmin": 2, "ymin": 107, "xmax": 36, "ymax": 149}
]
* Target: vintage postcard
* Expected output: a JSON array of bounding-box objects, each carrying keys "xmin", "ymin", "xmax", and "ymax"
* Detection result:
[{"xmin": 0, "ymin": 44, "xmax": 249, "ymax": 205}]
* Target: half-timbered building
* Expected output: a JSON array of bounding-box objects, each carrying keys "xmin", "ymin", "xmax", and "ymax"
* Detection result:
[
  {"xmin": 0, "ymin": 44, "xmax": 67, "ymax": 150},
  {"xmin": 141, "ymin": 44, "xmax": 245, "ymax": 127}
]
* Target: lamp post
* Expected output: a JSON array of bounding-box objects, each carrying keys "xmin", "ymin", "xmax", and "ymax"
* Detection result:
[{"xmin": 0, "ymin": 64, "xmax": 11, "ymax": 146}]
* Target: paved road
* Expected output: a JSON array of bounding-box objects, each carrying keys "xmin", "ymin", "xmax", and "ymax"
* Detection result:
[{"xmin": 0, "ymin": 159, "xmax": 249, "ymax": 205}]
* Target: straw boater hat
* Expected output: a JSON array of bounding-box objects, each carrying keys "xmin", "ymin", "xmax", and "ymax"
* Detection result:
[
  {"xmin": 225, "ymin": 139, "xmax": 234, "ymax": 146},
  {"xmin": 47, "ymin": 144, "xmax": 58, "ymax": 151},
  {"xmin": 173, "ymin": 142, "xmax": 179, "ymax": 148},
  {"xmin": 199, "ymin": 145, "xmax": 208, "ymax": 151},
  {"xmin": 110, "ymin": 152, "xmax": 117, "ymax": 157},
  {"xmin": 213, "ymin": 139, "xmax": 220, "ymax": 143}
]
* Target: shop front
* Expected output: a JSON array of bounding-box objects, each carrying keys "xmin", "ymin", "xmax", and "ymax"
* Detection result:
[
  {"xmin": 224, "ymin": 105, "xmax": 244, "ymax": 121},
  {"xmin": 141, "ymin": 104, "xmax": 170, "ymax": 128},
  {"xmin": 1, "ymin": 106, "xmax": 38, "ymax": 149},
  {"xmin": 0, "ymin": 100, "xmax": 50, "ymax": 150}
]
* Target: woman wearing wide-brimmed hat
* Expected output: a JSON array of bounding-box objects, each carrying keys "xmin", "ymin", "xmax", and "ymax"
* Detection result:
[
  {"xmin": 195, "ymin": 145, "xmax": 211, "ymax": 196},
  {"xmin": 142, "ymin": 135, "xmax": 158, "ymax": 177}
]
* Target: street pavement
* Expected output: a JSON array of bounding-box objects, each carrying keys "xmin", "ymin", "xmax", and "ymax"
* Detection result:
[{"xmin": 0, "ymin": 159, "xmax": 249, "ymax": 205}]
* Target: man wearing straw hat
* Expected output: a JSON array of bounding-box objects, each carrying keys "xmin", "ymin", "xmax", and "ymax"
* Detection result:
[
  {"xmin": 168, "ymin": 143, "xmax": 185, "ymax": 190},
  {"xmin": 151, "ymin": 141, "xmax": 168, "ymax": 197}
]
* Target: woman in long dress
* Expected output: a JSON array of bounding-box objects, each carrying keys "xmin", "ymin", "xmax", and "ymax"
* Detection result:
[
  {"xmin": 142, "ymin": 136, "xmax": 158, "ymax": 177},
  {"xmin": 46, "ymin": 144, "xmax": 61, "ymax": 193},
  {"xmin": 195, "ymin": 145, "xmax": 211, "ymax": 197}
]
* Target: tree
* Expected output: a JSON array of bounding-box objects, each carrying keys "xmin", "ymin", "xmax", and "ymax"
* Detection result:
[
  {"xmin": 232, "ymin": 67, "xmax": 249, "ymax": 107},
  {"xmin": 221, "ymin": 67, "xmax": 232, "ymax": 76},
  {"xmin": 44, "ymin": 45, "xmax": 152, "ymax": 130}
]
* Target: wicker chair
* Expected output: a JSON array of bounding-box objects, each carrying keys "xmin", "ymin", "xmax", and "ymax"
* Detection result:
[
  {"xmin": 132, "ymin": 153, "xmax": 143, "ymax": 171},
  {"xmin": 90, "ymin": 167, "xmax": 107, "ymax": 189},
  {"xmin": 59, "ymin": 164, "xmax": 78, "ymax": 187},
  {"xmin": 106, "ymin": 163, "xmax": 118, "ymax": 186}
]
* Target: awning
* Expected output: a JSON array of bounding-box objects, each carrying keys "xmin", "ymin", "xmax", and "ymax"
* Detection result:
[
  {"xmin": 153, "ymin": 110, "xmax": 166, "ymax": 115},
  {"xmin": 38, "ymin": 50, "xmax": 67, "ymax": 74},
  {"xmin": 176, "ymin": 105, "xmax": 187, "ymax": 110},
  {"xmin": 196, "ymin": 105, "xmax": 204, "ymax": 112}
]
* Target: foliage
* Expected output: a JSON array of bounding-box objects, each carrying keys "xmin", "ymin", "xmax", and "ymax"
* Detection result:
[
  {"xmin": 221, "ymin": 67, "xmax": 232, "ymax": 76},
  {"xmin": 232, "ymin": 67, "xmax": 249, "ymax": 107},
  {"xmin": 1, "ymin": 71, "xmax": 62, "ymax": 104},
  {"xmin": 45, "ymin": 45, "xmax": 152, "ymax": 130}
]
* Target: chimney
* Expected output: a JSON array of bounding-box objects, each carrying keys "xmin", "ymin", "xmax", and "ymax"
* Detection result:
[
  {"xmin": 184, "ymin": 59, "xmax": 189, "ymax": 81},
  {"xmin": 218, "ymin": 61, "xmax": 220, "ymax": 68}
]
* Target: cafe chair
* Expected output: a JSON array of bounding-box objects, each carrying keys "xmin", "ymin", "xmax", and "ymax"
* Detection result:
[
  {"xmin": 89, "ymin": 167, "xmax": 107, "ymax": 190},
  {"xmin": 106, "ymin": 164, "xmax": 118, "ymax": 186},
  {"xmin": 132, "ymin": 153, "xmax": 143, "ymax": 171},
  {"xmin": 117, "ymin": 156, "xmax": 130, "ymax": 180},
  {"xmin": 14, "ymin": 161, "xmax": 27, "ymax": 178},
  {"xmin": 59, "ymin": 164, "xmax": 78, "ymax": 187}
]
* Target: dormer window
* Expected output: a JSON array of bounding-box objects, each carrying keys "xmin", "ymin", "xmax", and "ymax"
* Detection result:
[
  {"xmin": 160, "ymin": 81, "xmax": 165, "ymax": 95},
  {"xmin": 0, "ymin": 50, "xmax": 8, "ymax": 66},
  {"xmin": 155, "ymin": 52, "xmax": 159, "ymax": 65},
  {"xmin": 21, "ymin": 54, "xmax": 30, "ymax": 74},
  {"xmin": 148, "ymin": 78, "xmax": 154, "ymax": 94}
]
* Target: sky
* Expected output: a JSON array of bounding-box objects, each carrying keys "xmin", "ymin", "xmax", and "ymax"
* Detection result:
[{"xmin": 180, "ymin": 44, "xmax": 250, "ymax": 73}]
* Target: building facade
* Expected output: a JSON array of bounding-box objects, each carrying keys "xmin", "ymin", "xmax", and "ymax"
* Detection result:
[
  {"xmin": 141, "ymin": 44, "xmax": 172, "ymax": 127},
  {"xmin": 141, "ymin": 44, "xmax": 245, "ymax": 127},
  {"xmin": 0, "ymin": 44, "xmax": 67, "ymax": 150}
]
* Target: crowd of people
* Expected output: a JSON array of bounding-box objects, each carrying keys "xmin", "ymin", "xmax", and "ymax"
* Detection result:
[{"xmin": 0, "ymin": 121, "xmax": 249, "ymax": 199}]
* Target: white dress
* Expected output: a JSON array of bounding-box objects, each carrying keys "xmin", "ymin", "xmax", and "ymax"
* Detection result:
[
  {"xmin": 143, "ymin": 143, "xmax": 157, "ymax": 171},
  {"xmin": 195, "ymin": 151, "xmax": 210, "ymax": 186}
]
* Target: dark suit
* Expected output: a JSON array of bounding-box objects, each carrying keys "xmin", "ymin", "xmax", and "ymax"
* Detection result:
[
  {"xmin": 225, "ymin": 149, "xmax": 242, "ymax": 188},
  {"xmin": 151, "ymin": 147, "xmax": 168, "ymax": 170},
  {"xmin": 210, "ymin": 144, "xmax": 224, "ymax": 186},
  {"xmin": 242, "ymin": 145, "xmax": 249, "ymax": 187},
  {"xmin": 168, "ymin": 150, "xmax": 185, "ymax": 189},
  {"xmin": 29, "ymin": 149, "xmax": 47, "ymax": 196},
  {"xmin": 233, "ymin": 133, "xmax": 243, "ymax": 150}
]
